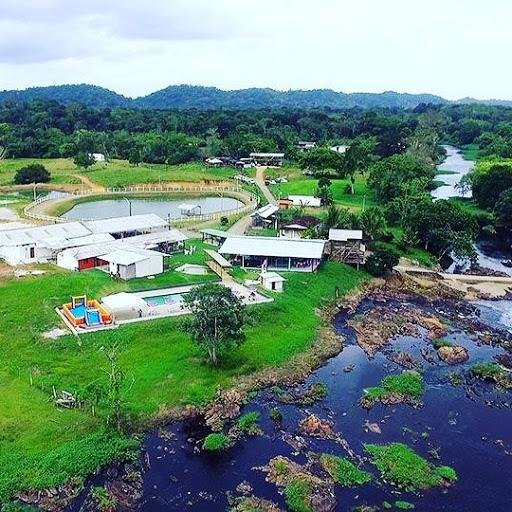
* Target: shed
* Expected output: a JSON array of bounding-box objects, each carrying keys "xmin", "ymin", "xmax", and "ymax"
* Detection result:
[
  {"xmin": 259, "ymin": 271, "xmax": 285, "ymax": 292},
  {"xmin": 101, "ymin": 248, "xmax": 165, "ymax": 280},
  {"xmin": 249, "ymin": 152, "xmax": 285, "ymax": 166},
  {"xmin": 251, "ymin": 204, "xmax": 279, "ymax": 228},
  {"xmin": 200, "ymin": 228, "xmax": 231, "ymax": 246},
  {"xmin": 328, "ymin": 229, "xmax": 365, "ymax": 266},
  {"xmin": 178, "ymin": 203, "xmax": 201, "ymax": 216},
  {"xmin": 205, "ymin": 249, "xmax": 232, "ymax": 279}
]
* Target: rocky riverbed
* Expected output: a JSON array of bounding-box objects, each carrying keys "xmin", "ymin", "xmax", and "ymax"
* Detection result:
[{"xmin": 18, "ymin": 276, "xmax": 512, "ymax": 512}]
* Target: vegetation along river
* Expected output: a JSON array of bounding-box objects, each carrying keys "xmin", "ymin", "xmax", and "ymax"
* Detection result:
[
  {"xmin": 434, "ymin": 146, "xmax": 512, "ymax": 276},
  {"xmin": 63, "ymin": 279, "xmax": 512, "ymax": 512}
]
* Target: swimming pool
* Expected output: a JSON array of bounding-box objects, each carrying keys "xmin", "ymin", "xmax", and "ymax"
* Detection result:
[{"xmin": 143, "ymin": 293, "xmax": 187, "ymax": 307}]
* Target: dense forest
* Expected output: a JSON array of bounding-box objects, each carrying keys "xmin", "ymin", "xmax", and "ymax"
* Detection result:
[
  {"xmin": 1, "ymin": 99, "xmax": 512, "ymax": 162},
  {"xmin": 0, "ymin": 84, "xmax": 451, "ymax": 110}
]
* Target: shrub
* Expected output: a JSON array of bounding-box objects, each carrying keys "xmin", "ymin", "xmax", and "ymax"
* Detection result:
[
  {"xmin": 91, "ymin": 486, "xmax": 117, "ymax": 511},
  {"xmin": 471, "ymin": 362, "xmax": 503, "ymax": 380},
  {"xmin": 220, "ymin": 216, "xmax": 229, "ymax": 226},
  {"xmin": 237, "ymin": 411, "xmax": 261, "ymax": 434},
  {"xmin": 14, "ymin": 164, "xmax": 51, "ymax": 184},
  {"xmin": 362, "ymin": 371, "xmax": 424, "ymax": 407},
  {"xmin": 269, "ymin": 408, "xmax": 283, "ymax": 421},
  {"xmin": 432, "ymin": 338, "xmax": 453, "ymax": 349},
  {"xmin": 319, "ymin": 453, "xmax": 372, "ymax": 487},
  {"xmin": 284, "ymin": 478, "xmax": 313, "ymax": 512},
  {"xmin": 365, "ymin": 244, "xmax": 400, "ymax": 276},
  {"xmin": 202, "ymin": 432, "xmax": 231, "ymax": 451},
  {"xmin": 364, "ymin": 443, "xmax": 457, "ymax": 491},
  {"xmin": 395, "ymin": 501, "xmax": 415, "ymax": 510}
]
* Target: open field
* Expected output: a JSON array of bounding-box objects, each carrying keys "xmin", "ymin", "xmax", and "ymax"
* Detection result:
[
  {"xmin": 0, "ymin": 240, "xmax": 367, "ymax": 499},
  {"xmin": 0, "ymin": 158, "xmax": 237, "ymax": 189}
]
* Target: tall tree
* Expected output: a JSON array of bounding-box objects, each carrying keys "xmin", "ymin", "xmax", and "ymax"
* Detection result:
[{"xmin": 183, "ymin": 283, "xmax": 246, "ymax": 365}]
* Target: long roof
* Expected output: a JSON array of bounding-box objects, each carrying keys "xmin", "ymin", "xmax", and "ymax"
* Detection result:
[
  {"xmin": 200, "ymin": 228, "xmax": 231, "ymax": 239},
  {"xmin": 205, "ymin": 249, "xmax": 232, "ymax": 268},
  {"xmin": 329, "ymin": 229, "xmax": 363, "ymax": 241},
  {"xmin": 0, "ymin": 221, "xmax": 91, "ymax": 247},
  {"xmin": 219, "ymin": 236, "xmax": 326, "ymax": 259},
  {"xmin": 84, "ymin": 214, "xmax": 167, "ymax": 234},
  {"xmin": 116, "ymin": 229, "xmax": 187, "ymax": 248},
  {"xmin": 101, "ymin": 247, "xmax": 163, "ymax": 266}
]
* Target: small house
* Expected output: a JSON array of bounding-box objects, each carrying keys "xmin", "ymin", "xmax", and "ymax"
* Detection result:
[
  {"xmin": 251, "ymin": 204, "xmax": 279, "ymax": 228},
  {"xmin": 90, "ymin": 153, "xmax": 106, "ymax": 162},
  {"xmin": 260, "ymin": 271, "xmax": 285, "ymax": 292},
  {"xmin": 200, "ymin": 228, "xmax": 231, "ymax": 246},
  {"xmin": 101, "ymin": 248, "xmax": 165, "ymax": 280},
  {"xmin": 328, "ymin": 229, "xmax": 366, "ymax": 267},
  {"xmin": 277, "ymin": 198, "xmax": 294, "ymax": 210},
  {"xmin": 205, "ymin": 157, "xmax": 223, "ymax": 167},
  {"xmin": 279, "ymin": 216, "xmax": 319, "ymax": 239},
  {"xmin": 330, "ymin": 145, "xmax": 350, "ymax": 154}
]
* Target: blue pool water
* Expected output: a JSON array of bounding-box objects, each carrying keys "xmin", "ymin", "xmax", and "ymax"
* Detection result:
[
  {"xmin": 143, "ymin": 293, "xmax": 186, "ymax": 307},
  {"xmin": 86, "ymin": 309, "xmax": 101, "ymax": 325}
]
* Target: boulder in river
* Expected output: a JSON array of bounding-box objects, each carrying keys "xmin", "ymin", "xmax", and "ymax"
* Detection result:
[{"xmin": 437, "ymin": 345, "xmax": 469, "ymax": 364}]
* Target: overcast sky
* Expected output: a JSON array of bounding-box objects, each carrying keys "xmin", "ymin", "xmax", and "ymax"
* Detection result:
[{"xmin": 1, "ymin": 0, "xmax": 511, "ymax": 100}]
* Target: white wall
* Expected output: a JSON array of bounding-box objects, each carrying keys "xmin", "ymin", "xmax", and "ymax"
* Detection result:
[
  {"xmin": 134, "ymin": 254, "xmax": 163, "ymax": 278},
  {"xmin": 56, "ymin": 251, "xmax": 79, "ymax": 270}
]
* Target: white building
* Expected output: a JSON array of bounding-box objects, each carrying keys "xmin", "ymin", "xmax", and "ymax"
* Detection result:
[
  {"xmin": 330, "ymin": 145, "xmax": 350, "ymax": 154},
  {"xmin": 101, "ymin": 248, "xmax": 164, "ymax": 280},
  {"xmin": 297, "ymin": 141, "xmax": 317, "ymax": 152},
  {"xmin": 219, "ymin": 235, "xmax": 326, "ymax": 272},
  {"xmin": 90, "ymin": 153, "xmax": 106, "ymax": 162},
  {"xmin": 260, "ymin": 271, "xmax": 285, "ymax": 292},
  {"xmin": 0, "ymin": 222, "xmax": 93, "ymax": 265},
  {"xmin": 287, "ymin": 195, "xmax": 322, "ymax": 208},
  {"xmin": 84, "ymin": 214, "xmax": 168, "ymax": 238}
]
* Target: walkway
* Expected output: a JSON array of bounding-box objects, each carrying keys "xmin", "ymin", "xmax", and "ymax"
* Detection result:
[{"xmin": 255, "ymin": 167, "xmax": 277, "ymax": 205}]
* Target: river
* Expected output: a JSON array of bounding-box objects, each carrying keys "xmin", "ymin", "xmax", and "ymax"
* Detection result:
[
  {"xmin": 433, "ymin": 146, "xmax": 512, "ymax": 275},
  {"xmin": 61, "ymin": 288, "xmax": 512, "ymax": 512}
]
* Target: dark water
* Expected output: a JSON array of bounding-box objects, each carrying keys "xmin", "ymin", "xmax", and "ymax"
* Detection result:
[
  {"xmin": 66, "ymin": 297, "xmax": 512, "ymax": 512},
  {"xmin": 64, "ymin": 196, "xmax": 243, "ymax": 220}
]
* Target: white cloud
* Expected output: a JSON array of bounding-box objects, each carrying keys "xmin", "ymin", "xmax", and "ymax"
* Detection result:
[{"xmin": 0, "ymin": 0, "xmax": 511, "ymax": 99}]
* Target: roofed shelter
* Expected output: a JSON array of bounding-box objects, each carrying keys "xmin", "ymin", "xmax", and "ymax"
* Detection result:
[
  {"xmin": 328, "ymin": 229, "xmax": 366, "ymax": 267},
  {"xmin": 84, "ymin": 214, "xmax": 167, "ymax": 239},
  {"xmin": 219, "ymin": 236, "xmax": 326, "ymax": 272}
]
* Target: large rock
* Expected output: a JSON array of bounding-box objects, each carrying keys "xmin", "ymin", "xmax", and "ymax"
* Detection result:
[{"xmin": 437, "ymin": 345, "xmax": 469, "ymax": 364}]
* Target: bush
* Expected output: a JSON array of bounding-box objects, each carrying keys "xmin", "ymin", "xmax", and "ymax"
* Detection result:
[
  {"xmin": 284, "ymin": 478, "xmax": 313, "ymax": 512},
  {"xmin": 220, "ymin": 216, "xmax": 229, "ymax": 226},
  {"xmin": 202, "ymin": 432, "xmax": 231, "ymax": 451},
  {"xmin": 237, "ymin": 411, "xmax": 261, "ymax": 434},
  {"xmin": 13, "ymin": 164, "xmax": 51, "ymax": 185},
  {"xmin": 365, "ymin": 243, "xmax": 400, "ymax": 276},
  {"xmin": 319, "ymin": 453, "xmax": 372, "ymax": 487}
]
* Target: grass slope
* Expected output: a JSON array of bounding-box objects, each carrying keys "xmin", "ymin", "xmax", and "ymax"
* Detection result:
[{"xmin": 0, "ymin": 258, "xmax": 366, "ymax": 499}]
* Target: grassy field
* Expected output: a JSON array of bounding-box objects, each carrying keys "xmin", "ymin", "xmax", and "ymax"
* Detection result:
[
  {"xmin": 460, "ymin": 144, "xmax": 481, "ymax": 162},
  {"xmin": 270, "ymin": 175, "xmax": 375, "ymax": 211},
  {"xmin": 0, "ymin": 241, "xmax": 367, "ymax": 500},
  {"xmin": 0, "ymin": 158, "xmax": 236, "ymax": 188}
]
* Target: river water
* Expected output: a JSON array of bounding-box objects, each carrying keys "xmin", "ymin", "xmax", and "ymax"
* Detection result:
[
  {"xmin": 63, "ymin": 196, "xmax": 243, "ymax": 220},
  {"xmin": 433, "ymin": 146, "xmax": 512, "ymax": 275},
  {"xmin": 64, "ymin": 293, "xmax": 512, "ymax": 512},
  {"xmin": 431, "ymin": 145, "xmax": 473, "ymax": 200}
]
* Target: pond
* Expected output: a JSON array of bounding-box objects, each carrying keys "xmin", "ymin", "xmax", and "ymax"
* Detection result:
[
  {"xmin": 64, "ymin": 291, "xmax": 512, "ymax": 512},
  {"xmin": 63, "ymin": 196, "xmax": 244, "ymax": 220}
]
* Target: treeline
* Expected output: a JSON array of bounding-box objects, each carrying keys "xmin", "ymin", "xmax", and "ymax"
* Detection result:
[{"xmin": 1, "ymin": 99, "xmax": 512, "ymax": 168}]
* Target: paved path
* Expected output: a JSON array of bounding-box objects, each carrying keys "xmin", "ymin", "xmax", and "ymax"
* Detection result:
[
  {"xmin": 227, "ymin": 214, "xmax": 253, "ymax": 235},
  {"xmin": 255, "ymin": 167, "xmax": 277, "ymax": 205}
]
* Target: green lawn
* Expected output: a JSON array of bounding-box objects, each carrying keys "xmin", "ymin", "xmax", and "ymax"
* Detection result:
[
  {"xmin": 460, "ymin": 144, "xmax": 480, "ymax": 162},
  {"xmin": 0, "ymin": 254, "xmax": 367, "ymax": 500},
  {"xmin": 0, "ymin": 158, "xmax": 236, "ymax": 188},
  {"xmin": 271, "ymin": 175, "xmax": 374, "ymax": 211}
]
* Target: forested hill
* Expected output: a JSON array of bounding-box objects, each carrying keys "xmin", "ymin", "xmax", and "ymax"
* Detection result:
[{"xmin": 0, "ymin": 84, "xmax": 448, "ymax": 110}]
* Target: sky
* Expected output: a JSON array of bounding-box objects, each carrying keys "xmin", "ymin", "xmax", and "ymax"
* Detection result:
[{"xmin": 1, "ymin": 0, "xmax": 511, "ymax": 100}]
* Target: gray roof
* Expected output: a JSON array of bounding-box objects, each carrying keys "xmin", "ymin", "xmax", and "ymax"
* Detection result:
[
  {"xmin": 219, "ymin": 236, "xmax": 326, "ymax": 259},
  {"xmin": 200, "ymin": 228, "xmax": 231, "ymax": 239},
  {"xmin": 205, "ymin": 249, "xmax": 232, "ymax": 268},
  {"xmin": 251, "ymin": 204, "xmax": 279, "ymax": 219},
  {"xmin": 329, "ymin": 229, "xmax": 363, "ymax": 241},
  {"xmin": 84, "ymin": 214, "xmax": 167, "ymax": 234}
]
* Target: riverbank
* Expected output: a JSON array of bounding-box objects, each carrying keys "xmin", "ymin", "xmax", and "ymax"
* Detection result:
[
  {"xmin": 52, "ymin": 272, "xmax": 512, "ymax": 512},
  {"xmin": 0, "ymin": 260, "xmax": 368, "ymax": 508}
]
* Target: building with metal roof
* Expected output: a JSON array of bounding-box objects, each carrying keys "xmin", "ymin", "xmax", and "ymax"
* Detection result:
[
  {"xmin": 84, "ymin": 214, "xmax": 167, "ymax": 237},
  {"xmin": 219, "ymin": 235, "xmax": 325, "ymax": 272}
]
